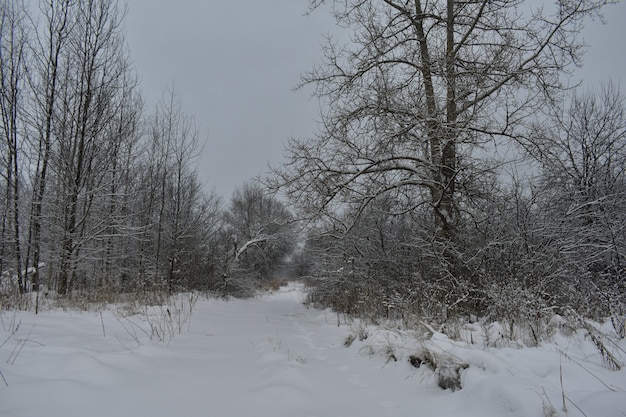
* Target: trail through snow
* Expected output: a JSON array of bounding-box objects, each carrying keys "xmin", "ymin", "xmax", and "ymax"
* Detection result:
[{"xmin": 1, "ymin": 283, "xmax": 625, "ymax": 416}]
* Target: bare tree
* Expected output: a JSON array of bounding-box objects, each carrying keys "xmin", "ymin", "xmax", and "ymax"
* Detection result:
[
  {"xmin": 271, "ymin": 0, "xmax": 612, "ymax": 284},
  {"xmin": 50, "ymin": 0, "xmax": 134, "ymax": 295},
  {"xmin": 134, "ymin": 87, "xmax": 207, "ymax": 293},
  {"xmin": 93, "ymin": 68, "xmax": 141, "ymax": 292},
  {"xmin": 0, "ymin": 0, "xmax": 29, "ymax": 293},
  {"xmin": 23, "ymin": 0, "xmax": 74, "ymax": 305},
  {"xmin": 224, "ymin": 181, "xmax": 296, "ymax": 282},
  {"xmin": 529, "ymin": 84, "xmax": 626, "ymax": 319}
]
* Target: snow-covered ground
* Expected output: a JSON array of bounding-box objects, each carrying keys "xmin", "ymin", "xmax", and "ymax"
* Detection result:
[{"xmin": 1, "ymin": 283, "xmax": 625, "ymax": 417}]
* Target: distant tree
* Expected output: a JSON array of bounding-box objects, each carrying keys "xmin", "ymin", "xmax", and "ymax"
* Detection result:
[
  {"xmin": 455, "ymin": 84, "xmax": 626, "ymax": 324},
  {"xmin": 183, "ymin": 189, "xmax": 222, "ymax": 291},
  {"xmin": 131, "ymin": 87, "xmax": 205, "ymax": 292},
  {"xmin": 529, "ymin": 84, "xmax": 626, "ymax": 319},
  {"xmin": 224, "ymin": 181, "xmax": 296, "ymax": 281},
  {"xmin": 302, "ymin": 196, "xmax": 426, "ymax": 318}
]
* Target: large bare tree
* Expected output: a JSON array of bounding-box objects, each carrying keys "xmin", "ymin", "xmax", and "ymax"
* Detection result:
[{"xmin": 271, "ymin": 0, "xmax": 612, "ymax": 280}]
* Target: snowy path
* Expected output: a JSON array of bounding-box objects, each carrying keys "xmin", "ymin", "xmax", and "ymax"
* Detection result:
[
  {"xmin": 0, "ymin": 285, "xmax": 436, "ymax": 417},
  {"xmin": 1, "ymin": 283, "xmax": 625, "ymax": 417}
]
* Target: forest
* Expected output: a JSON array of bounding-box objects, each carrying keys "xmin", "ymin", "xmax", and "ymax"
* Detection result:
[{"xmin": 1, "ymin": 0, "xmax": 624, "ymax": 341}]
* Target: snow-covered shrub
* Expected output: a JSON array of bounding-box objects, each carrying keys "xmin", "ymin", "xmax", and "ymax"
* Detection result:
[{"xmin": 409, "ymin": 341, "xmax": 469, "ymax": 391}]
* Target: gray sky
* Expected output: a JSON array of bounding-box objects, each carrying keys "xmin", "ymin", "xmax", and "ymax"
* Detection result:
[{"xmin": 124, "ymin": 1, "xmax": 626, "ymax": 199}]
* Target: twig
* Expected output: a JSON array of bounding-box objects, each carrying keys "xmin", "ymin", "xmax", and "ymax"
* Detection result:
[
  {"xmin": 557, "ymin": 345, "xmax": 621, "ymax": 392},
  {"xmin": 563, "ymin": 394, "xmax": 589, "ymax": 417},
  {"xmin": 560, "ymin": 355, "xmax": 567, "ymax": 414},
  {"xmin": 0, "ymin": 367, "xmax": 7, "ymax": 387},
  {"xmin": 586, "ymin": 330, "xmax": 623, "ymax": 371},
  {"xmin": 419, "ymin": 321, "xmax": 438, "ymax": 336},
  {"xmin": 0, "ymin": 321, "xmax": 20, "ymax": 350},
  {"xmin": 9, "ymin": 324, "xmax": 35, "ymax": 365},
  {"xmin": 114, "ymin": 335, "xmax": 134, "ymax": 352},
  {"xmin": 100, "ymin": 311, "xmax": 106, "ymax": 338},
  {"xmin": 113, "ymin": 313, "xmax": 146, "ymax": 346},
  {"xmin": 538, "ymin": 388, "xmax": 557, "ymax": 417}
]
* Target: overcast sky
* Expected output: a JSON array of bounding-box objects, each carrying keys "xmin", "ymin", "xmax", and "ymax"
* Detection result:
[{"xmin": 124, "ymin": 1, "xmax": 626, "ymax": 199}]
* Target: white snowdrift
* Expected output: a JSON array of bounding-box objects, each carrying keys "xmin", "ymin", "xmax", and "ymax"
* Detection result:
[{"xmin": 0, "ymin": 283, "xmax": 624, "ymax": 417}]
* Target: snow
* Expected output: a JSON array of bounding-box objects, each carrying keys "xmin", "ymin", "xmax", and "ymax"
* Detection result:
[{"xmin": 1, "ymin": 283, "xmax": 625, "ymax": 417}]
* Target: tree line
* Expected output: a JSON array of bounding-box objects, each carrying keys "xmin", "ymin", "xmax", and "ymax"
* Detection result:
[{"xmin": 0, "ymin": 0, "xmax": 295, "ymax": 310}]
